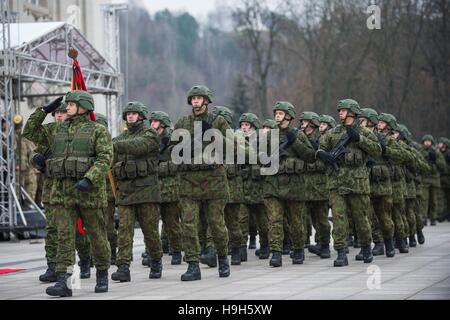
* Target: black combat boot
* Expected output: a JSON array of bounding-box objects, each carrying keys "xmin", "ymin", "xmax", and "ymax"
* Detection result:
[
  {"xmin": 46, "ymin": 272, "xmax": 72, "ymax": 297},
  {"xmin": 422, "ymin": 218, "xmax": 428, "ymax": 226},
  {"xmin": 355, "ymin": 249, "xmax": 364, "ymax": 261},
  {"xmin": 171, "ymin": 252, "xmax": 182, "ymax": 265},
  {"xmin": 240, "ymin": 245, "xmax": 248, "ymax": 262},
  {"xmin": 181, "ymin": 262, "xmax": 201, "ymax": 281},
  {"xmin": 79, "ymin": 259, "xmax": 91, "ymax": 279},
  {"xmin": 292, "ymin": 249, "xmax": 304, "ymax": 264},
  {"xmin": 258, "ymin": 246, "xmax": 270, "ymax": 259},
  {"xmin": 409, "ymin": 235, "xmax": 417, "ymax": 247},
  {"xmin": 396, "ymin": 238, "xmax": 409, "ymax": 253},
  {"xmin": 141, "ymin": 250, "xmax": 150, "ymax": 266},
  {"xmin": 149, "ymin": 259, "xmax": 162, "ymax": 279},
  {"xmin": 345, "ymin": 246, "xmax": 349, "ymax": 254},
  {"xmin": 319, "ymin": 244, "xmax": 331, "ymax": 259},
  {"xmin": 162, "ymin": 238, "xmax": 169, "ymax": 254},
  {"xmin": 430, "ymin": 219, "xmax": 436, "ymax": 226},
  {"xmin": 141, "ymin": 251, "xmax": 147, "ymax": 258},
  {"xmin": 230, "ymin": 247, "xmax": 241, "ymax": 265},
  {"xmin": 111, "ymin": 264, "xmax": 131, "ymax": 282},
  {"xmin": 110, "ymin": 248, "xmax": 117, "ymax": 266},
  {"xmin": 218, "ymin": 256, "xmax": 230, "ymax": 277},
  {"xmin": 248, "ymin": 235, "xmax": 257, "ymax": 249},
  {"xmin": 269, "ymin": 251, "xmax": 282, "ymax": 267},
  {"xmin": 417, "ymin": 229, "xmax": 425, "ymax": 244},
  {"xmin": 372, "ymin": 242, "xmax": 385, "ymax": 256},
  {"xmin": 362, "ymin": 245, "xmax": 373, "ymax": 263},
  {"xmin": 334, "ymin": 249, "xmax": 348, "ymax": 267},
  {"xmin": 282, "ymin": 239, "xmax": 291, "ymax": 255},
  {"xmin": 95, "ymin": 269, "xmax": 108, "ymax": 293},
  {"xmin": 308, "ymin": 242, "xmax": 321, "ymax": 256},
  {"xmin": 384, "ymin": 239, "xmax": 395, "ymax": 257},
  {"xmin": 39, "ymin": 262, "xmax": 57, "ymax": 283},
  {"xmin": 200, "ymin": 247, "xmax": 217, "ymax": 267}
]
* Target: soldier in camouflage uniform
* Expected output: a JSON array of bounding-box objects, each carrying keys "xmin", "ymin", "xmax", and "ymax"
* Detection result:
[
  {"xmin": 173, "ymin": 85, "xmax": 231, "ymax": 281},
  {"xmin": 377, "ymin": 113, "xmax": 412, "ymax": 253},
  {"xmin": 357, "ymin": 108, "xmax": 401, "ymax": 258},
  {"xmin": 298, "ymin": 112, "xmax": 331, "ymax": 259},
  {"xmin": 32, "ymin": 101, "xmax": 67, "ymax": 283},
  {"xmin": 419, "ymin": 134, "xmax": 447, "ymax": 225},
  {"xmin": 263, "ymin": 102, "xmax": 316, "ymax": 267},
  {"xmin": 150, "ymin": 111, "xmax": 183, "ymax": 265},
  {"xmin": 111, "ymin": 102, "xmax": 163, "ymax": 282},
  {"xmin": 24, "ymin": 90, "xmax": 113, "ymax": 297},
  {"xmin": 318, "ymin": 99, "xmax": 382, "ymax": 266},
  {"xmin": 95, "ymin": 113, "xmax": 118, "ymax": 265},
  {"xmin": 395, "ymin": 124, "xmax": 429, "ymax": 246},
  {"xmin": 437, "ymin": 138, "xmax": 450, "ymax": 221},
  {"xmin": 238, "ymin": 113, "xmax": 270, "ymax": 260},
  {"xmin": 318, "ymin": 114, "xmax": 337, "ymax": 136}
]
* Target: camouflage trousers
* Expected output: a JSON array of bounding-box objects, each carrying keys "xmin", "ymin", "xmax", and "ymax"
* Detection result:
[
  {"xmin": 45, "ymin": 204, "xmax": 93, "ymax": 263},
  {"xmin": 422, "ymin": 185, "xmax": 439, "ymax": 220},
  {"xmin": 264, "ymin": 197, "xmax": 306, "ymax": 252},
  {"xmin": 116, "ymin": 203, "xmax": 162, "ymax": 266},
  {"xmin": 370, "ymin": 195, "xmax": 395, "ymax": 241},
  {"xmin": 392, "ymin": 198, "xmax": 407, "ymax": 239},
  {"xmin": 240, "ymin": 204, "xmax": 268, "ymax": 248},
  {"xmin": 54, "ymin": 205, "xmax": 110, "ymax": 273},
  {"xmin": 305, "ymin": 201, "xmax": 331, "ymax": 245},
  {"xmin": 160, "ymin": 202, "xmax": 183, "ymax": 253},
  {"xmin": 329, "ymin": 191, "xmax": 372, "ymax": 250},
  {"xmin": 405, "ymin": 198, "xmax": 418, "ymax": 237},
  {"xmin": 104, "ymin": 200, "xmax": 117, "ymax": 251},
  {"xmin": 181, "ymin": 198, "xmax": 228, "ymax": 262}
]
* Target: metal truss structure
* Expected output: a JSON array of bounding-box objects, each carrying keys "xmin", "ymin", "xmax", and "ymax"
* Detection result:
[{"xmin": 0, "ymin": 0, "xmax": 124, "ymax": 240}]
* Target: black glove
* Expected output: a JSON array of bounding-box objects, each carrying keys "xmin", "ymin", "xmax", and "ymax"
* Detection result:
[
  {"xmin": 43, "ymin": 96, "xmax": 64, "ymax": 114},
  {"xmin": 310, "ymin": 139, "xmax": 320, "ymax": 150},
  {"xmin": 428, "ymin": 149, "xmax": 437, "ymax": 163},
  {"xmin": 346, "ymin": 127, "xmax": 360, "ymax": 142},
  {"xmin": 33, "ymin": 153, "xmax": 46, "ymax": 173},
  {"xmin": 75, "ymin": 178, "xmax": 93, "ymax": 192},
  {"xmin": 379, "ymin": 137, "xmax": 387, "ymax": 154},
  {"xmin": 285, "ymin": 131, "xmax": 296, "ymax": 145},
  {"xmin": 316, "ymin": 150, "xmax": 336, "ymax": 166}
]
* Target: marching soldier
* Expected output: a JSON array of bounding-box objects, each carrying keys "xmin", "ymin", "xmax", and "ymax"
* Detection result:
[
  {"xmin": 173, "ymin": 85, "xmax": 231, "ymax": 281},
  {"xmin": 263, "ymin": 102, "xmax": 316, "ymax": 267},
  {"xmin": 111, "ymin": 102, "xmax": 163, "ymax": 282},
  {"xmin": 318, "ymin": 99, "xmax": 382, "ymax": 266}
]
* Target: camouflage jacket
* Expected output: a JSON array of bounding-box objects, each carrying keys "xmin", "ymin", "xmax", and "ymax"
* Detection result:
[
  {"xmin": 264, "ymin": 127, "xmax": 316, "ymax": 201},
  {"xmin": 239, "ymin": 131, "xmax": 264, "ymax": 204},
  {"xmin": 398, "ymin": 140, "xmax": 417, "ymax": 199},
  {"xmin": 23, "ymin": 109, "xmax": 113, "ymax": 208},
  {"xmin": 320, "ymin": 124, "xmax": 382, "ymax": 195},
  {"xmin": 112, "ymin": 121, "xmax": 161, "ymax": 205},
  {"xmin": 419, "ymin": 146, "xmax": 446, "ymax": 188},
  {"xmin": 303, "ymin": 129, "xmax": 328, "ymax": 201},
  {"xmin": 173, "ymin": 108, "xmax": 230, "ymax": 200},
  {"xmin": 158, "ymin": 128, "xmax": 180, "ymax": 203}
]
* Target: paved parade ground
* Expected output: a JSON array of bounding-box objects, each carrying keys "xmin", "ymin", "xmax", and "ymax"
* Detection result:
[{"xmin": 1, "ymin": 222, "xmax": 449, "ymax": 300}]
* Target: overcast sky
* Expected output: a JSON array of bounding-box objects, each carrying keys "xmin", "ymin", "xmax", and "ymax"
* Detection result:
[{"xmin": 143, "ymin": 0, "xmax": 227, "ymax": 19}]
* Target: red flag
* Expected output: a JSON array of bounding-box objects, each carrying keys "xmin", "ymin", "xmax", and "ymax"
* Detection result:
[
  {"xmin": 68, "ymin": 47, "xmax": 94, "ymax": 234},
  {"xmin": 69, "ymin": 48, "xmax": 96, "ymax": 122}
]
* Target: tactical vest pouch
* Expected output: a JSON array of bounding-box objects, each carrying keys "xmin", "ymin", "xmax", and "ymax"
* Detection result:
[
  {"xmin": 294, "ymin": 159, "xmax": 305, "ymax": 173},
  {"xmin": 315, "ymin": 161, "xmax": 326, "ymax": 172},
  {"xmin": 168, "ymin": 162, "xmax": 178, "ymax": 175},
  {"xmin": 158, "ymin": 162, "xmax": 169, "ymax": 177},
  {"xmin": 64, "ymin": 157, "xmax": 77, "ymax": 178},
  {"xmin": 345, "ymin": 149, "xmax": 364, "ymax": 166},
  {"xmin": 306, "ymin": 163, "xmax": 316, "ymax": 172},
  {"xmin": 391, "ymin": 166, "xmax": 403, "ymax": 181},
  {"xmin": 405, "ymin": 169, "xmax": 414, "ymax": 183},
  {"xmin": 47, "ymin": 158, "xmax": 65, "ymax": 180},
  {"xmin": 240, "ymin": 166, "xmax": 250, "ymax": 179},
  {"xmin": 284, "ymin": 158, "xmax": 296, "ymax": 174},
  {"xmin": 137, "ymin": 160, "xmax": 149, "ymax": 177},
  {"xmin": 371, "ymin": 165, "xmax": 389, "ymax": 182},
  {"xmin": 76, "ymin": 157, "xmax": 93, "ymax": 179},
  {"xmin": 125, "ymin": 160, "xmax": 137, "ymax": 179},
  {"xmin": 112, "ymin": 161, "xmax": 125, "ymax": 180}
]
